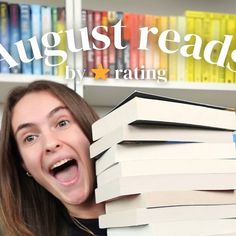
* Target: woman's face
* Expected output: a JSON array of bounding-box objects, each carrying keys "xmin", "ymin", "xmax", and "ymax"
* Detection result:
[{"xmin": 11, "ymin": 91, "xmax": 94, "ymax": 209}]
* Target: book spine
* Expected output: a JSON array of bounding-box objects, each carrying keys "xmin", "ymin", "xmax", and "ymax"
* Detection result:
[
  {"xmin": 41, "ymin": 6, "xmax": 53, "ymax": 75},
  {"xmin": 168, "ymin": 16, "xmax": 177, "ymax": 81},
  {"xmin": 82, "ymin": 9, "xmax": 88, "ymax": 76},
  {"xmin": 93, "ymin": 11, "xmax": 103, "ymax": 67},
  {"xmin": 115, "ymin": 11, "xmax": 124, "ymax": 71},
  {"xmin": 0, "ymin": 2, "xmax": 9, "ymax": 73},
  {"xmin": 87, "ymin": 10, "xmax": 94, "ymax": 77},
  {"xmin": 108, "ymin": 11, "xmax": 116, "ymax": 78},
  {"xmin": 56, "ymin": 7, "xmax": 66, "ymax": 76},
  {"xmin": 129, "ymin": 13, "xmax": 139, "ymax": 74},
  {"xmin": 193, "ymin": 16, "xmax": 202, "ymax": 82},
  {"xmin": 9, "ymin": 4, "xmax": 21, "ymax": 73},
  {"xmin": 159, "ymin": 16, "xmax": 169, "ymax": 79},
  {"xmin": 177, "ymin": 16, "xmax": 186, "ymax": 81},
  {"xmin": 20, "ymin": 4, "xmax": 32, "ymax": 74},
  {"xmin": 185, "ymin": 13, "xmax": 194, "ymax": 82},
  {"xmin": 138, "ymin": 14, "xmax": 146, "ymax": 72},
  {"xmin": 31, "ymin": 4, "xmax": 42, "ymax": 75},
  {"xmin": 225, "ymin": 14, "xmax": 236, "ymax": 83},
  {"xmin": 51, "ymin": 7, "xmax": 58, "ymax": 75},
  {"xmin": 122, "ymin": 12, "xmax": 130, "ymax": 70}
]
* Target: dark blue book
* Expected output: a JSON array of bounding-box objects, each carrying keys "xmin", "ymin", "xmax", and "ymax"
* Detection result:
[
  {"xmin": 20, "ymin": 4, "xmax": 32, "ymax": 74},
  {"xmin": 9, "ymin": 4, "xmax": 21, "ymax": 73},
  {"xmin": 0, "ymin": 2, "xmax": 10, "ymax": 73}
]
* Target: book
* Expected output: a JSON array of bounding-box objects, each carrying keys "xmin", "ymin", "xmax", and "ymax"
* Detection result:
[
  {"xmin": 95, "ymin": 142, "xmax": 236, "ymax": 175},
  {"xmin": 90, "ymin": 124, "xmax": 234, "ymax": 158},
  {"xmin": 31, "ymin": 4, "xmax": 42, "ymax": 75},
  {"xmin": 9, "ymin": 4, "xmax": 21, "ymax": 73},
  {"xmin": 0, "ymin": 2, "xmax": 9, "ymax": 73},
  {"xmin": 92, "ymin": 91, "xmax": 236, "ymax": 141},
  {"xmin": 97, "ymin": 159, "xmax": 236, "ymax": 187},
  {"xmin": 107, "ymin": 219, "xmax": 236, "ymax": 236},
  {"xmin": 56, "ymin": 7, "xmax": 66, "ymax": 76},
  {"xmin": 95, "ymin": 173, "xmax": 236, "ymax": 203},
  {"xmin": 41, "ymin": 6, "xmax": 53, "ymax": 75},
  {"xmin": 105, "ymin": 190, "xmax": 236, "ymax": 213},
  {"xmin": 100, "ymin": 204, "xmax": 236, "ymax": 228}
]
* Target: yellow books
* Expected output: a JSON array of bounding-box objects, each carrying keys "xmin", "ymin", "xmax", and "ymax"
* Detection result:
[
  {"xmin": 185, "ymin": 11, "xmax": 196, "ymax": 82},
  {"xmin": 56, "ymin": 8, "xmax": 67, "ymax": 76},
  {"xmin": 224, "ymin": 14, "xmax": 235, "ymax": 83},
  {"xmin": 193, "ymin": 16, "xmax": 202, "ymax": 82},
  {"xmin": 168, "ymin": 16, "xmax": 177, "ymax": 81},
  {"xmin": 158, "ymin": 16, "xmax": 169, "ymax": 79},
  {"xmin": 176, "ymin": 16, "xmax": 186, "ymax": 81}
]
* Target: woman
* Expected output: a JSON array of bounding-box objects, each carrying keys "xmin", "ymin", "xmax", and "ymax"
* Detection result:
[{"xmin": 0, "ymin": 80, "xmax": 107, "ymax": 236}]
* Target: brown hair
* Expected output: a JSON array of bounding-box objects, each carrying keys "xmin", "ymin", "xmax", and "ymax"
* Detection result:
[{"xmin": 0, "ymin": 80, "xmax": 99, "ymax": 236}]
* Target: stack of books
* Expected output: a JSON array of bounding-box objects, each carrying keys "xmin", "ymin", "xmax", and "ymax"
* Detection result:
[{"xmin": 90, "ymin": 91, "xmax": 236, "ymax": 236}]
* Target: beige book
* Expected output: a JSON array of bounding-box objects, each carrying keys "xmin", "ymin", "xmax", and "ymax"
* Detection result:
[
  {"xmin": 95, "ymin": 173, "xmax": 236, "ymax": 203},
  {"xmin": 105, "ymin": 190, "xmax": 236, "ymax": 213},
  {"xmin": 90, "ymin": 124, "xmax": 234, "ymax": 158},
  {"xmin": 95, "ymin": 142, "xmax": 236, "ymax": 175},
  {"xmin": 100, "ymin": 204, "xmax": 236, "ymax": 228},
  {"xmin": 107, "ymin": 219, "xmax": 236, "ymax": 236},
  {"xmin": 92, "ymin": 91, "xmax": 236, "ymax": 141},
  {"xmin": 96, "ymin": 159, "xmax": 236, "ymax": 187}
]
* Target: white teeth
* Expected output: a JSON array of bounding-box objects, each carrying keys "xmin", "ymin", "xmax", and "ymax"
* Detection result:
[{"xmin": 51, "ymin": 158, "xmax": 72, "ymax": 170}]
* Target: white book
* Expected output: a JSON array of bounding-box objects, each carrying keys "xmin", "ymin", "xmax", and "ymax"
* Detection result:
[
  {"xmin": 105, "ymin": 190, "xmax": 236, "ymax": 213},
  {"xmin": 90, "ymin": 125, "xmax": 234, "ymax": 158},
  {"xmin": 95, "ymin": 142, "xmax": 236, "ymax": 175},
  {"xmin": 100, "ymin": 204, "xmax": 236, "ymax": 228},
  {"xmin": 96, "ymin": 159, "xmax": 236, "ymax": 187},
  {"xmin": 95, "ymin": 173, "xmax": 236, "ymax": 203},
  {"xmin": 92, "ymin": 91, "xmax": 236, "ymax": 141},
  {"xmin": 107, "ymin": 219, "xmax": 236, "ymax": 236}
]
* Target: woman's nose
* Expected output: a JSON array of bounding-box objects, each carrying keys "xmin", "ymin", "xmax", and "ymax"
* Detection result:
[{"xmin": 44, "ymin": 132, "xmax": 62, "ymax": 154}]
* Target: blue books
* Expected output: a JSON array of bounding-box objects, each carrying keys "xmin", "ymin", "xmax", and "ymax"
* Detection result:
[
  {"xmin": 0, "ymin": 2, "xmax": 10, "ymax": 73},
  {"xmin": 31, "ymin": 4, "xmax": 42, "ymax": 75},
  {"xmin": 9, "ymin": 4, "xmax": 21, "ymax": 73},
  {"xmin": 20, "ymin": 4, "xmax": 32, "ymax": 74}
]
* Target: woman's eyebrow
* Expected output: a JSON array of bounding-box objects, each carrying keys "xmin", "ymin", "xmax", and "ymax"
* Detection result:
[
  {"xmin": 14, "ymin": 123, "xmax": 35, "ymax": 137},
  {"xmin": 47, "ymin": 106, "xmax": 68, "ymax": 119},
  {"xmin": 14, "ymin": 106, "xmax": 69, "ymax": 136}
]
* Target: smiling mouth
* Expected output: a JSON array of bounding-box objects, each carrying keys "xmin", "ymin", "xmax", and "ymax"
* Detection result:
[{"xmin": 50, "ymin": 159, "xmax": 79, "ymax": 184}]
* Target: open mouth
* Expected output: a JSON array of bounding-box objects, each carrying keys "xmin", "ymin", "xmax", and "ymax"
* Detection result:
[{"xmin": 50, "ymin": 159, "xmax": 79, "ymax": 184}]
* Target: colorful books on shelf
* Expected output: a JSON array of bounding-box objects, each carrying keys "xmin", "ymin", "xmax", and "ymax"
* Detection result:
[
  {"xmin": 82, "ymin": 9, "xmax": 236, "ymax": 83},
  {"xmin": 90, "ymin": 91, "xmax": 236, "ymax": 236},
  {"xmin": 0, "ymin": 2, "xmax": 66, "ymax": 76}
]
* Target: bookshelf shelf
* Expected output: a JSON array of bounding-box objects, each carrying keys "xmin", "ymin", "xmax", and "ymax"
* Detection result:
[
  {"xmin": 0, "ymin": 74, "xmax": 68, "ymax": 103},
  {"xmin": 81, "ymin": 77, "xmax": 236, "ymax": 108}
]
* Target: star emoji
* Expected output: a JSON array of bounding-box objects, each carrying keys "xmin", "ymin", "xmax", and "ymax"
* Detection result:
[{"xmin": 91, "ymin": 64, "xmax": 110, "ymax": 80}]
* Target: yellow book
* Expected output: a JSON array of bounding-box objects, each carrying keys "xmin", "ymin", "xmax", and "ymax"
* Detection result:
[
  {"xmin": 217, "ymin": 13, "xmax": 226, "ymax": 83},
  {"xmin": 56, "ymin": 8, "xmax": 67, "ymax": 76},
  {"xmin": 159, "ymin": 16, "xmax": 169, "ymax": 79},
  {"xmin": 224, "ymin": 14, "xmax": 235, "ymax": 83},
  {"xmin": 176, "ymin": 16, "xmax": 186, "ymax": 81},
  {"xmin": 168, "ymin": 16, "xmax": 177, "ymax": 81},
  {"xmin": 185, "ymin": 11, "xmax": 196, "ymax": 82},
  {"xmin": 201, "ymin": 11, "xmax": 212, "ymax": 83},
  {"xmin": 193, "ymin": 17, "xmax": 202, "ymax": 82},
  {"xmin": 209, "ymin": 13, "xmax": 223, "ymax": 83}
]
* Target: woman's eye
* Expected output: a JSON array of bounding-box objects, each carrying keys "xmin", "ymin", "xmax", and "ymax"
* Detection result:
[
  {"xmin": 24, "ymin": 135, "xmax": 37, "ymax": 143},
  {"xmin": 57, "ymin": 120, "xmax": 70, "ymax": 128}
]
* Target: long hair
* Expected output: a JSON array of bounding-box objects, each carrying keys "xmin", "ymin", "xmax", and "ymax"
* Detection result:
[{"xmin": 0, "ymin": 80, "xmax": 99, "ymax": 236}]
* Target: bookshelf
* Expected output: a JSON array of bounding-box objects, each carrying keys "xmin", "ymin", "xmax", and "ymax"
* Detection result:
[
  {"xmin": 0, "ymin": 0, "xmax": 74, "ymax": 103},
  {"xmin": 72, "ymin": 0, "xmax": 236, "ymax": 112}
]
